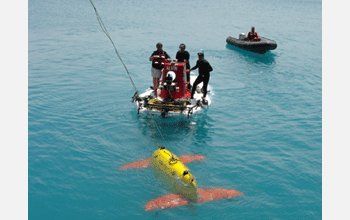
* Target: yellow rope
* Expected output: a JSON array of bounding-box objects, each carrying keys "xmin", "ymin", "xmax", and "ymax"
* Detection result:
[
  {"xmin": 148, "ymin": 115, "xmax": 161, "ymax": 148},
  {"xmin": 89, "ymin": 0, "xmax": 162, "ymax": 149}
]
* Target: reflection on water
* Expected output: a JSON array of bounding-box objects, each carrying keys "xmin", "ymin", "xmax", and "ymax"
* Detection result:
[
  {"xmin": 135, "ymin": 114, "xmax": 194, "ymax": 140},
  {"xmin": 129, "ymin": 108, "xmax": 213, "ymax": 152},
  {"xmin": 226, "ymin": 44, "xmax": 277, "ymax": 65},
  {"xmin": 192, "ymin": 114, "xmax": 212, "ymax": 148}
]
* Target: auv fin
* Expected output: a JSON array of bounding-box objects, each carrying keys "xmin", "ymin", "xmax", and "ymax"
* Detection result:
[{"xmin": 145, "ymin": 188, "xmax": 244, "ymax": 211}]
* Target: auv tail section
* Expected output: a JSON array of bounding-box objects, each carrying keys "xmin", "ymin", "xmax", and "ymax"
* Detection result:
[
  {"xmin": 145, "ymin": 193, "xmax": 190, "ymax": 211},
  {"xmin": 145, "ymin": 188, "xmax": 244, "ymax": 211}
]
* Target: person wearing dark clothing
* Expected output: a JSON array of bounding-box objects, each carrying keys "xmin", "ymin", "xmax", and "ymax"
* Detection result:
[
  {"xmin": 149, "ymin": 42, "xmax": 171, "ymax": 96},
  {"xmin": 189, "ymin": 52, "xmax": 213, "ymax": 100},
  {"xmin": 176, "ymin": 43, "xmax": 190, "ymax": 70},
  {"xmin": 175, "ymin": 43, "xmax": 191, "ymax": 89}
]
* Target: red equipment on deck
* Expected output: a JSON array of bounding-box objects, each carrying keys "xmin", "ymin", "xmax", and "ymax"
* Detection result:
[{"xmin": 159, "ymin": 62, "xmax": 191, "ymax": 100}]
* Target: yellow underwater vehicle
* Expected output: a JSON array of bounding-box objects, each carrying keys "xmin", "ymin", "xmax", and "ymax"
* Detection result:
[
  {"xmin": 120, "ymin": 147, "xmax": 244, "ymax": 211},
  {"xmin": 150, "ymin": 147, "xmax": 198, "ymax": 202}
]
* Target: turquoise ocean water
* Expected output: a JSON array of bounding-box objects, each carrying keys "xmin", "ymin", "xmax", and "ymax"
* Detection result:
[{"xmin": 27, "ymin": 0, "xmax": 323, "ymax": 219}]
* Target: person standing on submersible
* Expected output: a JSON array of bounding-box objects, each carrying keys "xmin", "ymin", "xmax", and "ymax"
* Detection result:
[
  {"xmin": 189, "ymin": 52, "xmax": 213, "ymax": 103},
  {"xmin": 149, "ymin": 42, "xmax": 171, "ymax": 97},
  {"xmin": 175, "ymin": 43, "xmax": 191, "ymax": 90}
]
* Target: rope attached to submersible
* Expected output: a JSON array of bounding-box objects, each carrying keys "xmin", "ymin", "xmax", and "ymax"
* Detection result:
[
  {"xmin": 148, "ymin": 116, "xmax": 161, "ymax": 148},
  {"xmin": 89, "ymin": 0, "xmax": 139, "ymax": 96},
  {"xmin": 89, "ymin": 0, "xmax": 163, "ymax": 149}
]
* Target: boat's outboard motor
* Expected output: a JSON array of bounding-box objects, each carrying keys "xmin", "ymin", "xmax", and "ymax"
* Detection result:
[{"xmin": 239, "ymin": 33, "xmax": 246, "ymax": 40}]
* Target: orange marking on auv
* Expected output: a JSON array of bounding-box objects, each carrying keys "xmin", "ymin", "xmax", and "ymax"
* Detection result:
[
  {"xmin": 145, "ymin": 194, "xmax": 190, "ymax": 211},
  {"xmin": 179, "ymin": 155, "xmax": 206, "ymax": 164},
  {"xmin": 197, "ymin": 188, "xmax": 244, "ymax": 203},
  {"xmin": 145, "ymin": 188, "xmax": 244, "ymax": 211},
  {"xmin": 119, "ymin": 158, "xmax": 150, "ymax": 170}
]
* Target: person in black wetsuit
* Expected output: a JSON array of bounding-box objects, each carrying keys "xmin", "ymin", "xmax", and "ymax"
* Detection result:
[
  {"xmin": 149, "ymin": 42, "xmax": 171, "ymax": 96},
  {"xmin": 175, "ymin": 43, "xmax": 191, "ymax": 90},
  {"xmin": 189, "ymin": 52, "xmax": 213, "ymax": 101}
]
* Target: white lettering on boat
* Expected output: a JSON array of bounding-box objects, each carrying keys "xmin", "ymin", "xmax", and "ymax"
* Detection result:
[{"xmin": 166, "ymin": 66, "xmax": 178, "ymax": 71}]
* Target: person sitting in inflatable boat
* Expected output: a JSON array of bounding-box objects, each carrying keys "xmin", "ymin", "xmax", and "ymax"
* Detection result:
[{"xmin": 246, "ymin": 26, "xmax": 261, "ymax": 41}]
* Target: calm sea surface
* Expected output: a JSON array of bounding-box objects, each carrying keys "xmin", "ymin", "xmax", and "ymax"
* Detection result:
[{"xmin": 28, "ymin": 0, "xmax": 322, "ymax": 219}]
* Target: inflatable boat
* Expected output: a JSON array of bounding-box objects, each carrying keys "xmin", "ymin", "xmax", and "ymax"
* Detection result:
[
  {"xmin": 132, "ymin": 57, "xmax": 211, "ymax": 118},
  {"xmin": 226, "ymin": 33, "xmax": 277, "ymax": 54}
]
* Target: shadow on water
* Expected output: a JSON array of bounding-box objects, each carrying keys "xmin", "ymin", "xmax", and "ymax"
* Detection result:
[
  {"xmin": 192, "ymin": 114, "xmax": 212, "ymax": 147},
  {"xmin": 129, "ymin": 109, "xmax": 211, "ymax": 145},
  {"xmin": 225, "ymin": 44, "xmax": 277, "ymax": 65}
]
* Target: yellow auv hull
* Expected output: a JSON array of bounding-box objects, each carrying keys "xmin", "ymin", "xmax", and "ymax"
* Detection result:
[{"xmin": 150, "ymin": 148, "xmax": 198, "ymax": 201}]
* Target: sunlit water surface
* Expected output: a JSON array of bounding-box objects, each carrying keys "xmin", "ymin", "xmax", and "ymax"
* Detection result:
[{"xmin": 29, "ymin": 0, "xmax": 321, "ymax": 219}]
